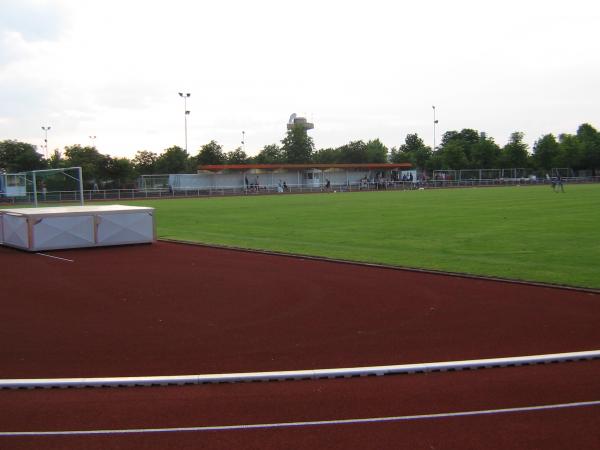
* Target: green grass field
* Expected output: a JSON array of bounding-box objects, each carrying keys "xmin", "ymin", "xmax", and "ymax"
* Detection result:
[{"xmin": 126, "ymin": 183, "xmax": 600, "ymax": 289}]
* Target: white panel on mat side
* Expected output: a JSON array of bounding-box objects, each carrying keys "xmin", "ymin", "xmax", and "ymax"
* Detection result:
[
  {"xmin": 3, "ymin": 214, "xmax": 29, "ymax": 248},
  {"xmin": 97, "ymin": 213, "xmax": 153, "ymax": 244},
  {"xmin": 33, "ymin": 216, "xmax": 95, "ymax": 250}
]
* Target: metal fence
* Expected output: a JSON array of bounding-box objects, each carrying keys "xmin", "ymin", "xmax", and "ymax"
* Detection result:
[{"xmin": 2, "ymin": 176, "xmax": 599, "ymax": 206}]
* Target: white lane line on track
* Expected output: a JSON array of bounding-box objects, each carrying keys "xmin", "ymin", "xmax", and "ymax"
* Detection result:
[
  {"xmin": 35, "ymin": 253, "xmax": 74, "ymax": 262},
  {"xmin": 1, "ymin": 400, "xmax": 599, "ymax": 437}
]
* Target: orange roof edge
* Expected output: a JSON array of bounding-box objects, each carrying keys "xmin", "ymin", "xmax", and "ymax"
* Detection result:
[{"xmin": 199, "ymin": 163, "xmax": 413, "ymax": 171}]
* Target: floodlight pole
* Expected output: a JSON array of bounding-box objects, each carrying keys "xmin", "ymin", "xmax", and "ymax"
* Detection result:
[
  {"xmin": 178, "ymin": 92, "xmax": 191, "ymax": 153},
  {"xmin": 89, "ymin": 135, "xmax": 97, "ymax": 148},
  {"xmin": 432, "ymin": 106, "xmax": 437, "ymax": 151},
  {"xmin": 242, "ymin": 131, "xmax": 245, "ymax": 152},
  {"xmin": 42, "ymin": 126, "xmax": 51, "ymax": 159}
]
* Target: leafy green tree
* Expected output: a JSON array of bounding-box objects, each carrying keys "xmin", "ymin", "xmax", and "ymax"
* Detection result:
[
  {"xmin": 557, "ymin": 133, "xmax": 583, "ymax": 170},
  {"xmin": 63, "ymin": 145, "xmax": 109, "ymax": 186},
  {"xmin": 439, "ymin": 129, "xmax": 481, "ymax": 167},
  {"xmin": 402, "ymin": 134, "xmax": 426, "ymax": 153},
  {"xmin": 312, "ymin": 147, "xmax": 341, "ymax": 164},
  {"xmin": 47, "ymin": 150, "xmax": 63, "ymax": 169},
  {"xmin": 337, "ymin": 141, "xmax": 368, "ymax": 163},
  {"xmin": 441, "ymin": 129, "xmax": 479, "ymax": 165},
  {"xmin": 0, "ymin": 140, "xmax": 46, "ymax": 172},
  {"xmin": 132, "ymin": 150, "xmax": 158, "ymax": 175},
  {"xmin": 577, "ymin": 123, "xmax": 600, "ymax": 174},
  {"xmin": 365, "ymin": 139, "xmax": 388, "ymax": 163},
  {"xmin": 226, "ymin": 147, "xmax": 249, "ymax": 164},
  {"xmin": 195, "ymin": 141, "xmax": 226, "ymax": 166},
  {"xmin": 426, "ymin": 152, "xmax": 444, "ymax": 171},
  {"xmin": 155, "ymin": 146, "xmax": 191, "ymax": 174},
  {"xmin": 440, "ymin": 141, "xmax": 468, "ymax": 169},
  {"xmin": 255, "ymin": 144, "xmax": 284, "ymax": 164},
  {"xmin": 412, "ymin": 146, "xmax": 433, "ymax": 170},
  {"xmin": 533, "ymin": 134, "xmax": 560, "ymax": 171},
  {"xmin": 391, "ymin": 134, "xmax": 432, "ymax": 169},
  {"xmin": 500, "ymin": 132, "xmax": 530, "ymax": 168},
  {"xmin": 470, "ymin": 133, "xmax": 501, "ymax": 168},
  {"xmin": 281, "ymin": 125, "xmax": 314, "ymax": 163},
  {"xmin": 104, "ymin": 157, "xmax": 136, "ymax": 188},
  {"xmin": 389, "ymin": 147, "xmax": 405, "ymax": 163}
]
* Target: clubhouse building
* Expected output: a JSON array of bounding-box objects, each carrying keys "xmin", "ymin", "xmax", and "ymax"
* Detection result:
[{"xmin": 164, "ymin": 163, "xmax": 414, "ymax": 191}]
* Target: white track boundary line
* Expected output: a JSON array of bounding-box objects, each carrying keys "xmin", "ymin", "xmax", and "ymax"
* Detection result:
[
  {"xmin": 2, "ymin": 350, "xmax": 599, "ymax": 390},
  {"xmin": 2, "ymin": 400, "xmax": 599, "ymax": 437},
  {"xmin": 35, "ymin": 253, "xmax": 74, "ymax": 262}
]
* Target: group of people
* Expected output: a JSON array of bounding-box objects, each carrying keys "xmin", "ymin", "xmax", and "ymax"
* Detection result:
[
  {"xmin": 245, "ymin": 176, "xmax": 263, "ymax": 192},
  {"xmin": 277, "ymin": 180, "xmax": 289, "ymax": 193},
  {"xmin": 546, "ymin": 173, "xmax": 565, "ymax": 193},
  {"xmin": 400, "ymin": 173, "xmax": 414, "ymax": 183}
]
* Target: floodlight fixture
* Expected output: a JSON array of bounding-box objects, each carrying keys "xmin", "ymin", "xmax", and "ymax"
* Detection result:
[
  {"xmin": 41, "ymin": 126, "xmax": 52, "ymax": 158},
  {"xmin": 178, "ymin": 92, "xmax": 191, "ymax": 152}
]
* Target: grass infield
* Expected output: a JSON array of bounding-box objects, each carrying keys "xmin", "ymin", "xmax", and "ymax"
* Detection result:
[{"xmin": 123, "ymin": 184, "xmax": 594, "ymax": 289}]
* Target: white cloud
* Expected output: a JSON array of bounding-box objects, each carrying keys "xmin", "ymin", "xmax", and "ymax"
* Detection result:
[
  {"xmin": 0, "ymin": 0, "xmax": 66, "ymax": 42},
  {"xmin": 0, "ymin": 0, "xmax": 599, "ymax": 157}
]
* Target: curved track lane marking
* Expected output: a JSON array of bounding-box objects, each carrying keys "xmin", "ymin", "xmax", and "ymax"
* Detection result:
[{"xmin": 2, "ymin": 400, "xmax": 599, "ymax": 436}]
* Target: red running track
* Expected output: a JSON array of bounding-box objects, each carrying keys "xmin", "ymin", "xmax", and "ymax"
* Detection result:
[
  {"xmin": 0, "ymin": 241, "xmax": 599, "ymax": 378},
  {"xmin": 0, "ymin": 361, "xmax": 599, "ymax": 449}
]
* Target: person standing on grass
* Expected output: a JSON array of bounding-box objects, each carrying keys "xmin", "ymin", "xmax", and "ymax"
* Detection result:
[{"xmin": 555, "ymin": 173, "xmax": 565, "ymax": 193}]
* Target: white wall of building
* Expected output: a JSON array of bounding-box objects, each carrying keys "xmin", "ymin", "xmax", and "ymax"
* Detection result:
[{"xmin": 168, "ymin": 169, "xmax": 402, "ymax": 190}]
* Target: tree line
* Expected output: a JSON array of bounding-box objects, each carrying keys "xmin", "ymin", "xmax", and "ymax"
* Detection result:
[{"xmin": 1, "ymin": 123, "xmax": 598, "ymax": 188}]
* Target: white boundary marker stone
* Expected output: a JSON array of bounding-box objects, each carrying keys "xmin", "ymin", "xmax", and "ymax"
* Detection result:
[{"xmin": 1, "ymin": 350, "xmax": 599, "ymax": 390}]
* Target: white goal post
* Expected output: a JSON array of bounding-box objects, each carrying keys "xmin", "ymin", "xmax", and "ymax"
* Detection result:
[{"xmin": 28, "ymin": 167, "xmax": 84, "ymax": 207}]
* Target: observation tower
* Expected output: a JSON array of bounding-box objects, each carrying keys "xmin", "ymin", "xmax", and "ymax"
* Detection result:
[{"xmin": 287, "ymin": 113, "xmax": 314, "ymax": 131}]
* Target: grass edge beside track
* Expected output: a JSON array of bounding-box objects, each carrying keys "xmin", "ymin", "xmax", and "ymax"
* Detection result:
[
  {"xmin": 134, "ymin": 185, "xmax": 600, "ymax": 289},
  {"xmin": 159, "ymin": 239, "xmax": 600, "ymax": 294}
]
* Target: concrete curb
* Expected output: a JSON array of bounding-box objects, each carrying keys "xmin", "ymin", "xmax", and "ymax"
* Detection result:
[{"xmin": 2, "ymin": 350, "xmax": 599, "ymax": 390}]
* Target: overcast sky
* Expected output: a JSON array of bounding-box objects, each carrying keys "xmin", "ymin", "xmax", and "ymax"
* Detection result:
[{"xmin": 1, "ymin": 0, "xmax": 599, "ymax": 158}]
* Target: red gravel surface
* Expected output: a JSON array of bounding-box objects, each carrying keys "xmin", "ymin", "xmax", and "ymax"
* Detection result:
[
  {"xmin": 1, "ymin": 361, "xmax": 599, "ymax": 449},
  {"xmin": 0, "ymin": 241, "xmax": 599, "ymax": 378}
]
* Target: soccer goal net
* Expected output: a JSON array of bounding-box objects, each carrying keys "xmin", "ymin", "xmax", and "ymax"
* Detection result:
[
  {"xmin": 432, "ymin": 170, "xmax": 458, "ymax": 181},
  {"xmin": 3, "ymin": 167, "xmax": 85, "ymax": 207},
  {"xmin": 139, "ymin": 174, "xmax": 170, "ymax": 191},
  {"xmin": 551, "ymin": 167, "xmax": 574, "ymax": 178}
]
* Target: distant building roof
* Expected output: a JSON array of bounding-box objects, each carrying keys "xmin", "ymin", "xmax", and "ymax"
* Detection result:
[{"xmin": 198, "ymin": 163, "xmax": 412, "ymax": 172}]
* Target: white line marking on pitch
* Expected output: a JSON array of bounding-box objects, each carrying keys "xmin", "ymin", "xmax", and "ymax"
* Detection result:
[
  {"xmin": 1, "ymin": 400, "xmax": 598, "ymax": 437},
  {"xmin": 35, "ymin": 253, "xmax": 74, "ymax": 262}
]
